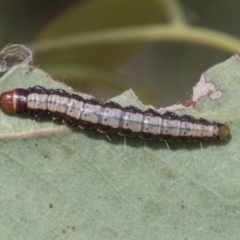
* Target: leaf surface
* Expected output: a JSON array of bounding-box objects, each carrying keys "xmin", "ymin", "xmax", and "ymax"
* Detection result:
[{"xmin": 0, "ymin": 57, "xmax": 239, "ymax": 239}]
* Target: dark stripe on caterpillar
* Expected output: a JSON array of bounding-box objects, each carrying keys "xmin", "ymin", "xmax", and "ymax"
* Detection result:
[{"xmin": 0, "ymin": 85, "xmax": 229, "ymax": 142}]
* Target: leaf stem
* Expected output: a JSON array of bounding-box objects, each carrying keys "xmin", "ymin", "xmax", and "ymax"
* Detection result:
[{"xmin": 29, "ymin": 24, "xmax": 240, "ymax": 56}]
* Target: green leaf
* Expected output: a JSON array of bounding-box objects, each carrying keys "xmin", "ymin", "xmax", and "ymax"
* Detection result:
[
  {"xmin": 0, "ymin": 57, "xmax": 238, "ymax": 239},
  {"xmin": 34, "ymin": 0, "xmax": 164, "ymax": 69}
]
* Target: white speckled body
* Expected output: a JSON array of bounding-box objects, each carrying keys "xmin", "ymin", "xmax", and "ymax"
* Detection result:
[{"xmin": 26, "ymin": 92, "xmax": 220, "ymax": 141}]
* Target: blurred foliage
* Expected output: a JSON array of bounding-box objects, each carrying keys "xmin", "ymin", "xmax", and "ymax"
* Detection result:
[{"xmin": 0, "ymin": 0, "xmax": 240, "ymax": 105}]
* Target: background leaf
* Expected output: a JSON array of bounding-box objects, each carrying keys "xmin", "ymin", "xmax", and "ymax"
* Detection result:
[
  {"xmin": 0, "ymin": 56, "xmax": 238, "ymax": 239},
  {"xmin": 2, "ymin": 0, "xmax": 240, "ymax": 107},
  {"xmin": 35, "ymin": 0, "xmax": 164, "ymax": 69}
]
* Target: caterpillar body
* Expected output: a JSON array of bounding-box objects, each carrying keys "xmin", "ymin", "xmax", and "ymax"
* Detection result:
[{"xmin": 0, "ymin": 86, "xmax": 229, "ymax": 142}]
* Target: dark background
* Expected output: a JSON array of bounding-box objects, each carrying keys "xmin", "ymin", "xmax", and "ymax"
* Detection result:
[{"xmin": 0, "ymin": 0, "xmax": 237, "ymax": 107}]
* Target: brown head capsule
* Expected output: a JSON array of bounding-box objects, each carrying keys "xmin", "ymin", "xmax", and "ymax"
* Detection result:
[{"xmin": 0, "ymin": 88, "xmax": 28, "ymax": 114}]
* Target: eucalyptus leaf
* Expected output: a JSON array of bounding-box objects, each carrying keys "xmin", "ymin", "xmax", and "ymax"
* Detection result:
[{"xmin": 0, "ymin": 56, "xmax": 238, "ymax": 239}]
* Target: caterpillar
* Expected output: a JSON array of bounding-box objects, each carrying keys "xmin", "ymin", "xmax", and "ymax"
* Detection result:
[{"xmin": 0, "ymin": 86, "xmax": 229, "ymax": 142}]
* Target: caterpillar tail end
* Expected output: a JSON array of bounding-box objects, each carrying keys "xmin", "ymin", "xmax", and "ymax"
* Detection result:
[{"xmin": 218, "ymin": 125, "xmax": 229, "ymax": 140}]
